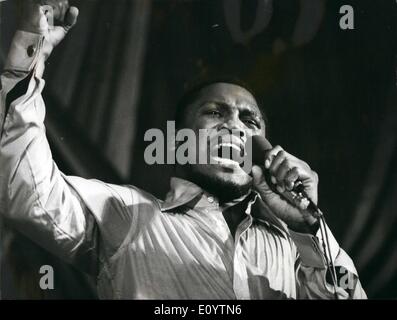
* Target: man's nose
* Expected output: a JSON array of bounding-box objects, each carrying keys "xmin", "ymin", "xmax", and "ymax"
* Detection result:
[{"xmin": 219, "ymin": 115, "xmax": 247, "ymax": 141}]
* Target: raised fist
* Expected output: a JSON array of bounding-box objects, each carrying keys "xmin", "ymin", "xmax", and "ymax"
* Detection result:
[
  {"xmin": 15, "ymin": 0, "xmax": 79, "ymax": 65},
  {"xmin": 16, "ymin": 0, "xmax": 78, "ymax": 47}
]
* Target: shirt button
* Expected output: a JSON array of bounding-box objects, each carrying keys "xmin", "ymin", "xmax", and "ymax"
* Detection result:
[
  {"xmin": 207, "ymin": 196, "xmax": 214, "ymax": 203},
  {"xmin": 27, "ymin": 45, "xmax": 36, "ymax": 57}
]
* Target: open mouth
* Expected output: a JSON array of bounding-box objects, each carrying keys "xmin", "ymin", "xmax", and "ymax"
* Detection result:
[
  {"xmin": 213, "ymin": 143, "xmax": 244, "ymax": 160},
  {"xmin": 209, "ymin": 138, "xmax": 246, "ymax": 168}
]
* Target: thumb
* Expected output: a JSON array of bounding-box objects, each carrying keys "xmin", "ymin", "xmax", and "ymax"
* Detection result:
[
  {"xmin": 251, "ymin": 165, "xmax": 264, "ymax": 186},
  {"xmin": 43, "ymin": 6, "xmax": 78, "ymax": 55},
  {"xmin": 64, "ymin": 6, "xmax": 79, "ymax": 31},
  {"xmin": 252, "ymin": 165, "xmax": 275, "ymax": 195},
  {"xmin": 50, "ymin": 6, "xmax": 78, "ymax": 45}
]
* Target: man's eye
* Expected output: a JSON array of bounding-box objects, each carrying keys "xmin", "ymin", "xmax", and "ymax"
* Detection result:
[
  {"xmin": 243, "ymin": 119, "xmax": 259, "ymax": 127},
  {"xmin": 206, "ymin": 110, "xmax": 222, "ymax": 117}
]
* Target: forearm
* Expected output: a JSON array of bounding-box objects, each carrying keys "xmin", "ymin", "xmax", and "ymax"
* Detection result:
[
  {"xmin": 0, "ymin": 29, "xmax": 137, "ymax": 272},
  {"xmin": 0, "ymin": 31, "xmax": 97, "ymax": 269},
  {"xmin": 0, "ymin": 31, "xmax": 46, "ymax": 214}
]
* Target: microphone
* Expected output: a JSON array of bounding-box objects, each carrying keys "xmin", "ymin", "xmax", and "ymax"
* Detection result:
[{"xmin": 250, "ymin": 135, "xmax": 322, "ymax": 218}]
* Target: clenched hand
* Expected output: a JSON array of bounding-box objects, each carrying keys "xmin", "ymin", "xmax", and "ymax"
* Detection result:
[{"xmin": 17, "ymin": 0, "xmax": 79, "ymax": 61}]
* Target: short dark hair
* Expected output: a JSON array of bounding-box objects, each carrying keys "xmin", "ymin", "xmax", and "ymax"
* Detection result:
[{"xmin": 174, "ymin": 77, "xmax": 268, "ymax": 129}]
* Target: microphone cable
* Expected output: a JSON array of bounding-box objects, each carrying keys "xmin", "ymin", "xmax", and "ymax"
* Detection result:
[{"xmin": 315, "ymin": 209, "xmax": 339, "ymax": 299}]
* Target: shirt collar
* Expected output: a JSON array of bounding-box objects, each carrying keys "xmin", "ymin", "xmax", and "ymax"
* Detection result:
[
  {"xmin": 161, "ymin": 177, "xmax": 288, "ymax": 238},
  {"xmin": 250, "ymin": 192, "xmax": 288, "ymax": 238},
  {"xmin": 161, "ymin": 177, "xmax": 204, "ymax": 211}
]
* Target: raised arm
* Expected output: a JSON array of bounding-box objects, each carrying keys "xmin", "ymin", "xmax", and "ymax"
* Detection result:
[{"xmin": 0, "ymin": 1, "xmax": 135, "ymax": 275}]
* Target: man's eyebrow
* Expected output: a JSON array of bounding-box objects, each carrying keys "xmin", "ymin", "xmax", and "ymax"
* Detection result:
[
  {"xmin": 239, "ymin": 107, "xmax": 262, "ymax": 120},
  {"xmin": 199, "ymin": 99, "xmax": 229, "ymax": 107},
  {"xmin": 199, "ymin": 100, "xmax": 263, "ymax": 119}
]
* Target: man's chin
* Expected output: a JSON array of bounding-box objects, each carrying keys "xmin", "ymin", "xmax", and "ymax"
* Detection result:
[
  {"xmin": 187, "ymin": 163, "xmax": 253, "ymax": 202},
  {"xmin": 211, "ymin": 167, "xmax": 251, "ymax": 186}
]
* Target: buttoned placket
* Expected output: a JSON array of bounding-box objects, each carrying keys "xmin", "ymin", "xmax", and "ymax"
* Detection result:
[
  {"xmin": 198, "ymin": 195, "xmax": 234, "ymax": 245},
  {"xmin": 208, "ymin": 194, "xmax": 258, "ymax": 300},
  {"xmin": 231, "ymin": 207, "xmax": 254, "ymax": 299},
  {"xmin": 186, "ymin": 192, "xmax": 258, "ymax": 299}
]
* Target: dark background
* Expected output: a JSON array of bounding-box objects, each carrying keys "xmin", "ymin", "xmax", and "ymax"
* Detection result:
[{"xmin": 1, "ymin": 0, "xmax": 396, "ymax": 299}]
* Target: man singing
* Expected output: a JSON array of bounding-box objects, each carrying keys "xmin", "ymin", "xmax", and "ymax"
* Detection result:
[{"xmin": 0, "ymin": 1, "xmax": 366, "ymax": 299}]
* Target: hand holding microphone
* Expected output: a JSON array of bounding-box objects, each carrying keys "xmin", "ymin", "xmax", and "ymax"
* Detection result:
[{"xmin": 249, "ymin": 136, "xmax": 321, "ymax": 233}]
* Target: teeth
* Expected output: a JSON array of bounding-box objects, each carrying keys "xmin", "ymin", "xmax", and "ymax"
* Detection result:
[
  {"xmin": 217, "ymin": 143, "xmax": 241, "ymax": 152},
  {"xmin": 213, "ymin": 142, "xmax": 245, "ymax": 161}
]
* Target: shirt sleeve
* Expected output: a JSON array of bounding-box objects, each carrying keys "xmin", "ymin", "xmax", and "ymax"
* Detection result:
[
  {"xmin": 289, "ymin": 222, "xmax": 367, "ymax": 299},
  {"xmin": 0, "ymin": 31, "xmax": 137, "ymax": 275}
]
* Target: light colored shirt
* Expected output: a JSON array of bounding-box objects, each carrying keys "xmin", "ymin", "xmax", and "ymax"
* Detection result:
[{"xmin": 0, "ymin": 31, "xmax": 367, "ymax": 299}]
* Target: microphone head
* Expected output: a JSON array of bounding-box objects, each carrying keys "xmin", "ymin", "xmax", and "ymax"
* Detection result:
[{"xmin": 251, "ymin": 135, "xmax": 273, "ymax": 166}]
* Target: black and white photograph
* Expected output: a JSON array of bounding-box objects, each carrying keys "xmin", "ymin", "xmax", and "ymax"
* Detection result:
[{"xmin": 0, "ymin": 0, "xmax": 396, "ymax": 304}]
